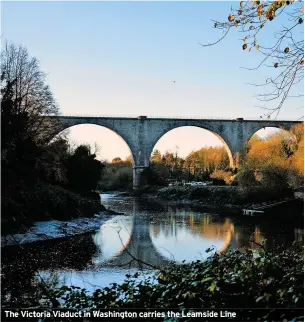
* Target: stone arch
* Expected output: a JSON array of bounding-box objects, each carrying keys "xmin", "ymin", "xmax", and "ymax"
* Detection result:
[
  {"xmin": 245, "ymin": 122, "xmax": 298, "ymax": 144},
  {"xmin": 50, "ymin": 117, "xmax": 136, "ymax": 163},
  {"xmin": 147, "ymin": 125, "xmax": 235, "ymax": 168}
]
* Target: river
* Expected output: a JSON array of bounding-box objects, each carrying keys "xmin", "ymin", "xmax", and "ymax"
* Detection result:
[{"xmin": 1, "ymin": 193, "xmax": 303, "ymax": 306}]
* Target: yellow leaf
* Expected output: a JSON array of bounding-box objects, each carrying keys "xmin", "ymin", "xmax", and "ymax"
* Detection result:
[
  {"xmin": 256, "ymin": 45, "xmax": 260, "ymax": 50},
  {"xmin": 243, "ymin": 36, "xmax": 248, "ymax": 42},
  {"xmin": 228, "ymin": 14, "xmax": 235, "ymax": 22}
]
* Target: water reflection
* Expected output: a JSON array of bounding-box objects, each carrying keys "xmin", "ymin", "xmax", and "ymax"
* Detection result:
[{"xmin": 1, "ymin": 194, "xmax": 303, "ymax": 307}]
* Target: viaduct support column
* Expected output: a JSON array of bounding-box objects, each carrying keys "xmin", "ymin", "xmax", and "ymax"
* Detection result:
[
  {"xmin": 132, "ymin": 116, "xmax": 150, "ymax": 190},
  {"xmin": 133, "ymin": 166, "xmax": 148, "ymax": 189}
]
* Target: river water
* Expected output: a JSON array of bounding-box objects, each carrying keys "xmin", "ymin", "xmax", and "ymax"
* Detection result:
[{"xmin": 2, "ymin": 193, "xmax": 303, "ymax": 306}]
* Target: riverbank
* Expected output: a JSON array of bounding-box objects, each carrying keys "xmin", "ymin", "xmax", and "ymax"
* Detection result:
[
  {"xmin": 2, "ymin": 183, "xmax": 108, "ymax": 235},
  {"xmin": 128, "ymin": 185, "xmax": 298, "ymax": 210},
  {"xmin": 1, "ymin": 210, "xmax": 123, "ymax": 247}
]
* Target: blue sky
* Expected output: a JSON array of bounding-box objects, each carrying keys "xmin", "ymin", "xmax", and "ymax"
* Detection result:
[{"xmin": 2, "ymin": 1, "xmax": 303, "ymax": 161}]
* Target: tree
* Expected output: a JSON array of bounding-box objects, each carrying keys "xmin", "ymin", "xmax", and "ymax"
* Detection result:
[
  {"xmin": 1, "ymin": 42, "xmax": 60, "ymax": 143},
  {"xmin": 66, "ymin": 145, "xmax": 104, "ymax": 192},
  {"xmin": 150, "ymin": 149, "xmax": 162, "ymax": 163},
  {"xmin": 1, "ymin": 42, "xmax": 61, "ymax": 187},
  {"xmin": 201, "ymin": 1, "xmax": 304, "ymax": 117}
]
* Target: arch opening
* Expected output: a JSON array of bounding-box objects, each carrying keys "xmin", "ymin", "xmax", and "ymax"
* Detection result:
[
  {"xmin": 53, "ymin": 124, "xmax": 135, "ymax": 191},
  {"xmin": 53, "ymin": 124, "xmax": 134, "ymax": 163},
  {"xmin": 242, "ymin": 125, "xmax": 303, "ymax": 189},
  {"xmin": 145, "ymin": 126, "xmax": 235, "ymax": 186}
]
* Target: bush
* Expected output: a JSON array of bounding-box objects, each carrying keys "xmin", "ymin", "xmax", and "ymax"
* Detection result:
[
  {"xmin": 99, "ymin": 166, "xmax": 133, "ymax": 191},
  {"xmin": 210, "ymin": 170, "xmax": 233, "ymax": 184},
  {"xmin": 260, "ymin": 165, "xmax": 290, "ymax": 190},
  {"xmin": 52, "ymin": 244, "xmax": 303, "ymax": 321},
  {"xmin": 235, "ymin": 167, "xmax": 257, "ymax": 187}
]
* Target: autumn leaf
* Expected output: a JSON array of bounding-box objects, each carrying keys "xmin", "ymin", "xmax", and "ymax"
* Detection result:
[
  {"xmin": 238, "ymin": 10, "xmax": 243, "ymax": 15},
  {"xmin": 274, "ymin": 62, "xmax": 279, "ymax": 68},
  {"xmin": 228, "ymin": 14, "xmax": 235, "ymax": 22},
  {"xmin": 284, "ymin": 47, "xmax": 290, "ymax": 53},
  {"xmin": 243, "ymin": 44, "xmax": 248, "ymax": 50},
  {"xmin": 298, "ymin": 18, "xmax": 303, "ymax": 24},
  {"xmin": 256, "ymin": 44, "xmax": 260, "ymax": 50},
  {"xmin": 240, "ymin": 1, "xmax": 243, "ymax": 7}
]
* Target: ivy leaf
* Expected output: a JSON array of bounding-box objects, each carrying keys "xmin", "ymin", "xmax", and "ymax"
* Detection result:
[{"xmin": 208, "ymin": 281, "xmax": 217, "ymax": 292}]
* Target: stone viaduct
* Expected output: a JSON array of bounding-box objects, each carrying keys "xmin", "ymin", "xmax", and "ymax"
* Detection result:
[{"xmin": 47, "ymin": 115, "xmax": 301, "ymax": 189}]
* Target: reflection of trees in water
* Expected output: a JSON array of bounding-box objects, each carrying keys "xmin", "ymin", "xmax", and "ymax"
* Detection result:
[
  {"xmin": 151, "ymin": 213, "xmax": 234, "ymax": 241},
  {"xmin": 150, "ymin": 209, "xmax": 303, "ymax": 252},
  {"xmin": 2, "ymin": 233, "xmax": 98, "ymax": 307}
]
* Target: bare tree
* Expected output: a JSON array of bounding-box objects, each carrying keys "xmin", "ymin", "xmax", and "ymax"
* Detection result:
[
  {"xmin": 1, "ymin": 41, "xmax": 64, "ymax": 186},
  {"xmin": 1, "ymin": 41, "xmax": 60, "ymax": 144},
  {"xmin": 200, "ymin": 0, "xmax": 304, "ymax": 118}
]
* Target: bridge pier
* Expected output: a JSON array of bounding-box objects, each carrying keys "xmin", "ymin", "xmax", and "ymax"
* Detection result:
[{"xmin": 133, "ymin": 166, "xmax": 148, "ymax": 189}]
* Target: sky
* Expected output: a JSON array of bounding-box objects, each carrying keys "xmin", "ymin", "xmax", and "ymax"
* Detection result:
[{"xmin": 2, "ymin": 1, "xmax": 303, "ymax": 161}]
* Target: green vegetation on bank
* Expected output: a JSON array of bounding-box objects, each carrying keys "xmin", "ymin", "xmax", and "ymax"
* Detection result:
[
  {"xmin": 38, "ymin": 244, "xmax": 303, "ymax": 321},
  {"xmin": 1, "ymin": 43, "xmax": 105, "ymax": 234},
  {"xmin": 134, "ymin": 185, "xmax": 294, "ymax": 208}
]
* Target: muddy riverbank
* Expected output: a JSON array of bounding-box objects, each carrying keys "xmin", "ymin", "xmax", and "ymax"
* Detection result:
[
  {"xmin": 1, "ymin": 210, "xmax": 123, "ymax": 247},
  {"xmin": 125, "ymin": 185, "xmax": 299, "ymax": 211}
]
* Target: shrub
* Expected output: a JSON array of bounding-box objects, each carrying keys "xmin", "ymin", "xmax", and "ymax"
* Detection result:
[
  {"xmin": 235, "ymin": 167, "xmax": 257, "ymax": 187},
  {"xmin": 52, "ymin": 244, "xmax": 303, "ymax": 321},
  {"xmin": 210, "ymin": 170, "xmax": 233, "ymax": 184}
]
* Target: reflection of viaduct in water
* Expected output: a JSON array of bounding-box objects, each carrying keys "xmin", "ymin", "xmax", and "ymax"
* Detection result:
[
  {"xmin": 188, "ymin": 216, "xmax": 238, "ymax": 253},
  {"xmin": 101, "ymin": 202, "xmax": 239, "ymax": 269},
  {"xmin": 102, "ymin": 201, "xmax": 172, "ymax": 268}
]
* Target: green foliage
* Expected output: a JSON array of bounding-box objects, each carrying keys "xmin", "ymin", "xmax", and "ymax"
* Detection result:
[
  {"xmin": 99, "ymin": 163, "xmax": 133, "ymax": 191},
  {"xmin": 141, "ymin": 163, "xmax": 170, "ymax": 186},
  {"xmin": 235, "ymin": 167, "xmax": 257, "ymax": 186},
  {"xmin": 260, "ymin": 165, "xmax": 291, "ymax": 190},
  {"xmin": 53, "ymin": 244, "xmax": 303, "ymax": 320}
]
